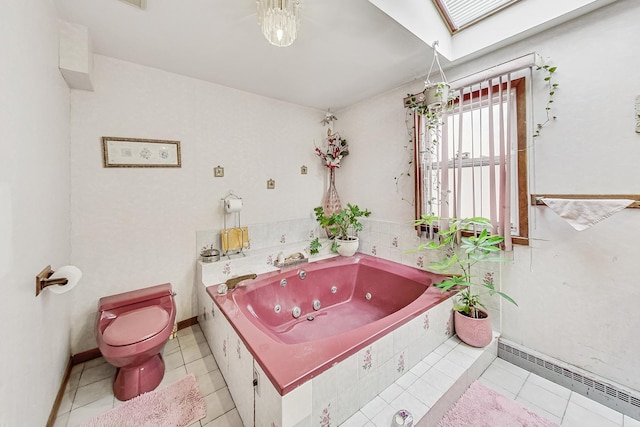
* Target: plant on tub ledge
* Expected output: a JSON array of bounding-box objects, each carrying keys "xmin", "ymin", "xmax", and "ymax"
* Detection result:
[
  {"xmin": 414, "ymin": 215, "xmax": 518, "ymax": 347},
  {"xmin": 311, "ymin": 203, "xmax": 371, "ymax": 257}
]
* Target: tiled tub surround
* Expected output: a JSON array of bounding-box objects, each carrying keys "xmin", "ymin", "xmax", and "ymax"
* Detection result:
[
  {"xmin": 196, "ymin": 218, "xmax": 318, "ymax": 260},
  {"xmin": 197, "ymin": 216, "xmax": 504, "ymax": 284},
  {"xmin": 197, "ymin": 254, "xmax": 457, "ymax": 426},
  {"xmin": 197, "ymin": 217, "xmax": 439, "ymax": 270}
]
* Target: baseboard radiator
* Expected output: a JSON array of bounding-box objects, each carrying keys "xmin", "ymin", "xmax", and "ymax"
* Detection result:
[{"xmin": 498, "ymin": 339, "xmax": 640, "ymax": 421}]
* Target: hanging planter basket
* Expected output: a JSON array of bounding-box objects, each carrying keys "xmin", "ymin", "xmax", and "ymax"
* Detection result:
[
  {"xmin": 423, "ymin": 82, "xmax": 451, "ymax": 110},
  {"xmin": 403, "ymin": 41, "xmax": 456, "ymax": 114},
  {"xmin": 422, "ymin": 41, "xmax": 451, "ymax": 111}
]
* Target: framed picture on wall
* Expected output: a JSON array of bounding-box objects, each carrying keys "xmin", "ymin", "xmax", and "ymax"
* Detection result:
[{"xmin": 101, "ymin": 137, "xmax": 181, "ymax": 168}]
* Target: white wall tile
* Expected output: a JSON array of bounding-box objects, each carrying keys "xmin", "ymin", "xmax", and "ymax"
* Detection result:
[
  {"xmin": 376, "ymin": 332, "xmax": 394, "ymax": 365},
  {"xmin": 254, "ymin": 363, "xmax": 283, "ymax": 427},
  {"xmin": 336, "ymin": 354, "xmax": 359, "ymax": 387},
  {"xmin": 358, "ymin": 370, "xmax": 380, "ymax": 408},
  {"xmin": 312, "ymin": 367, "xmax": 338, "ymax": 418},
  {"xmin": 283, "ymin": 380, "xmax": 313, "ymax": 427},
  {"xmin": 336, "ymin": 383, "xmax": 360, "ymax": 425}
]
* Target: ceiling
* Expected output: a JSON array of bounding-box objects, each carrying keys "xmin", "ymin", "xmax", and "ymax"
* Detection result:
[
  {"xmin": 52, "ymin": 0, "xmax": 613, "ymax": 111},
  {"xmin": 54, "ymin": 0, "xmax": 435, "ymax": 111}
]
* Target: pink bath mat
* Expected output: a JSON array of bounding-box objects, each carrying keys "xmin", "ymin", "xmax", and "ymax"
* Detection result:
[
  {"xmin": 81, "ymin": 374, "xmax": 206, "ymax": 427},
  {"xmin": 438, "ymin": 381, "xmax": 560, "ymax": 427}
]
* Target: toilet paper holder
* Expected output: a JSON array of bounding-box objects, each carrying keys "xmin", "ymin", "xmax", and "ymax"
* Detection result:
[{"xmin": 35, "ymin": 265, "xmax": 69, "ymax": 296}]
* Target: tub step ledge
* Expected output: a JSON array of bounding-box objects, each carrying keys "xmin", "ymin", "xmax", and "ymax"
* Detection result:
[
  {"xmin": 347, "ymin": 332, "xmax": 499, "ymax": 426},
  {"xmin": 415, "ymin": 332, "xmax": 499, "ymax": 426}
]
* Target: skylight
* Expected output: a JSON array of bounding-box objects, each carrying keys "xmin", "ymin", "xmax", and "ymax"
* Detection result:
[{"xmin": 433, "ymin": 0, "xmax": 521, "ymax": 33}]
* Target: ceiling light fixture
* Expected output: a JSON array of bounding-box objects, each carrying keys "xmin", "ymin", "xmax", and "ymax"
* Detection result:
[{"xmin": 257, "ymin": 0, "xmax": 301, "ymax": 47}]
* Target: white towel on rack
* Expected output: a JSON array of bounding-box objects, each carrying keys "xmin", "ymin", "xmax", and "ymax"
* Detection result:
[{"xmin": 541, "ymin": 198, "xmax": 635, "ymax": 231}]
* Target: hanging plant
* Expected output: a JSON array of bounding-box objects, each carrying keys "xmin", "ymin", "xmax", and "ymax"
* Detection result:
[
  {"xmin": 399, "ymin": 41, "xmax": 458, "ymax": 205},
  {"xmin": 533, "ymin": 64, "xmax": 559, "ymax": 138},
  {"xmin": 423, "ymin": 82, "xmax": 451, "ymax": 110}
]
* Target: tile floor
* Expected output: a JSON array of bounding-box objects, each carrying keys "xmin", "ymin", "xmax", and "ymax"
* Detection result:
[
  {"xmin": 54, "ymin": 324, "xmax": 242, "ymax": 427},
  {"xmin": 54, "ymin": 324, "xmax": 639, "ymax": 427},
  {"xmin": 476, "ymin": 358, "xmax": 640, "ymax": 427},
  {"xmin": 342, "ymin": 343, "xmax": 639, "ymax": 427}
]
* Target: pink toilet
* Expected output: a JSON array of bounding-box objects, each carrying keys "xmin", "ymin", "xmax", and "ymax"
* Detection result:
[{"xmin": 96, "ymin": 283, "xmax": 177, "ymax": 401}]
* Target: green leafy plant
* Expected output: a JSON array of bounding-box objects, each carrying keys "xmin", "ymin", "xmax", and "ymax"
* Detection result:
[
  {"xmin": 533, "ymin": 64, "xmax": 559, "ymax": 138},
  {"xmin": 414, "ymin": 215, "xmax": 517, "ymax": 318},
  {"xmin": 404, "ymin": 87, "xmax": 457, "ymax": 118},
  {"xmin": 309, "ymin": 237, "xmax": 322, "ymax": 255},
  {"xmin": 312, "ymin": 204, "xmax": 371, "ymax": 252}
]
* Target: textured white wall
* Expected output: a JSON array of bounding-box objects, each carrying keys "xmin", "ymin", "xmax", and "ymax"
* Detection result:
[
  {"xmin": 69, "ymin": 55, "xmax": 325, "ymax": 353},
  {"xmin": 339, "ymin": 0, "xmax": 640, "ymax": 391},
  {"xmin": 0, "ymin": 1, "xmax": 72, "ymax": 425}
]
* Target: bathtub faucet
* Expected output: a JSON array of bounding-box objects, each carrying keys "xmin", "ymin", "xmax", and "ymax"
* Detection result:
[{"xmin": 225, "ymin": 273, "xmax": 257, "ymax": 290}]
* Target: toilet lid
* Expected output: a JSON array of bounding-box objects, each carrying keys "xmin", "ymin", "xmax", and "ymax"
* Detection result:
[{"xmin": 103, "ymin": 306, "xmax": 170, "ymax": 346}]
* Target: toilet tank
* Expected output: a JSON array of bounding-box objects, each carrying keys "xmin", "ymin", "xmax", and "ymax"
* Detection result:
[{"xmin": 98, "ymin": 283, "xmax": 173, "ymax": 311}]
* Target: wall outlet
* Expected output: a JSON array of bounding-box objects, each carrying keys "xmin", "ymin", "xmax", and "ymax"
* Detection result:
[{"xmin": 253, "ymin": 367, "xmax": 260, "ymax": 397}]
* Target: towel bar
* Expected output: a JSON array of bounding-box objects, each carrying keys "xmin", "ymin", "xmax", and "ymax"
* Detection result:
[{"xmin": 531, "ymin": 194, "xmax": 640, "ymax": 208}]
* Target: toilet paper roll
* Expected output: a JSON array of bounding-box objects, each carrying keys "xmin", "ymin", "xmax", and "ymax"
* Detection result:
[
  {"xmin": 225, "ymin": 198, "xmax": 243, "ymax": 213},
  {"xmin": 47, "ymin": 265, "xmax": 83, "ymax": 294}
]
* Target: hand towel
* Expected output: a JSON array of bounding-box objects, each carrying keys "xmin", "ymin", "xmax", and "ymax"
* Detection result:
[
  {"xmin": 541, "ymin": 198, "xmax": 635, "ymax": 231},
  {"xmin": 221, "ymin": 227, "xmax": 250, "ymax": 252}
]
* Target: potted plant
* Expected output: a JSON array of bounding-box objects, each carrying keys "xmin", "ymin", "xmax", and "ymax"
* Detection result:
[
  {"xmin": 423, "ymin": 82, "xmax": 451, "ymax": 110},
  {"xmin": 312, "ymin": 203, "xmax": 371, "ymax": 256},
  {"xmin": 414, "ymin": 215, "xmax": 517, "ymax": 347},
  {"xmin": 420, "ymin": 41, "xmax": 454, "ymax": 111}
]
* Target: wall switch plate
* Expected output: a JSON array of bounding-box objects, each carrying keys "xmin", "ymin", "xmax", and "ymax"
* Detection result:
[
  {"xmin": 214, "ymin": 166, "xmax": 224, "ymax": 177},
  {"xmin": 635, "ymin": 95, "xmax": 640, "ymax": 133}
]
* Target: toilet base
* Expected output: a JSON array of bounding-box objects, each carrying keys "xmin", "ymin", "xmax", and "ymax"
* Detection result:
[{"xmin": 113, "ymin": 353, "xmax": 166, "ymax": 401}]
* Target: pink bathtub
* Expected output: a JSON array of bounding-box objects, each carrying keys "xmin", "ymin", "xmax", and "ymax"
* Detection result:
[{"xmin": 208, "ymin": 254, "xmax": 453, "ymax": 395}]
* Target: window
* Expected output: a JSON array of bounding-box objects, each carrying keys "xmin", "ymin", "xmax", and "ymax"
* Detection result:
[
  {"xmin": 412, "ymin": 76, "xmax": 529, "ymax": 246},
  {"xmin": 433, "ymin": 0, "xmax": 521, "ymax": 33}
]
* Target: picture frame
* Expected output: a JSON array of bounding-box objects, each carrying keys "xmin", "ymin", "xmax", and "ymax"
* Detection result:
[{"xmin": 102, "ymin": 137, "xmax": 181, "ymax": 168}]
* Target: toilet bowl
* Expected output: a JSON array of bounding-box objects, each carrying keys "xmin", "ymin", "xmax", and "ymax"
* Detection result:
[{"xmin": 96, "ymin": 283, "xmax": 176, "ymax": 401}]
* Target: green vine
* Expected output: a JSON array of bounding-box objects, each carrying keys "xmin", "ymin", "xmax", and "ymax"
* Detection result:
[
  {"xmin": 533, "ymin": 65, "xmax": 559, "ymax": 138},
  {"xmin": 397, "ymin": 89, "xmax": 456, "ymax": 203}
]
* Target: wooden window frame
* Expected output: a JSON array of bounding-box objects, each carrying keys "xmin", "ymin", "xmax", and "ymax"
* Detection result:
[{"xmin": 417, "ymin": 77, "xmax": 529, "ymax": 245}]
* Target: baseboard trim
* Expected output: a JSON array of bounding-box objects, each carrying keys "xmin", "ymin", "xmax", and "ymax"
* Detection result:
[
  {"xmin": 46, "ymin": 357, "xmax": 72, "ymax": 427},
  {"xmin": 498, "ymin": 339, "xmax": 640, "ymax": 421},
  {"xmin": 71, "ymin": 347, "xmax": 102, "ymax": 366},
  {"xmin": 177, "ymin": 316, "xmax": 198, "ymax": 330},
  {"xmin": 47, "ymin": 316, "xmax": 199, "ymax": 425}
]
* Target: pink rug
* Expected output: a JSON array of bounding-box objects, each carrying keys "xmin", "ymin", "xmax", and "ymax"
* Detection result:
[
  {"xmin": 438, "ymin": 381, "xmax": 560, "ymax": 427},
  {"xmin": 81, "ymin": 374, "xmax": 206, "ymax": 427}
]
